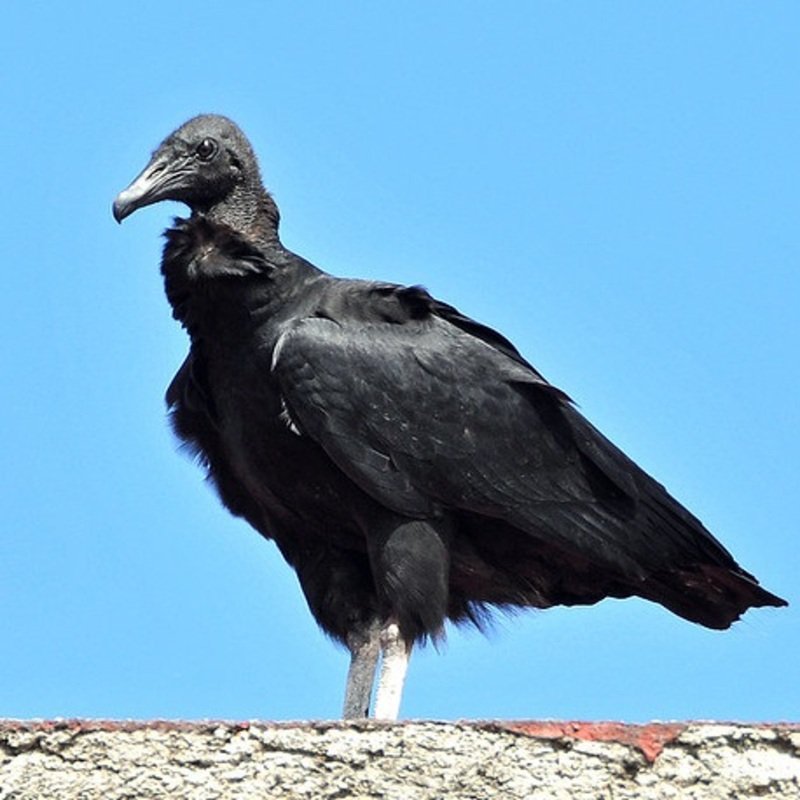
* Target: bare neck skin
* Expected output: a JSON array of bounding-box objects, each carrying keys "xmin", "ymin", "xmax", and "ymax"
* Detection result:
[{"xmin": 203, "ymin": 177, "xmax": 281, "ymax": 246}]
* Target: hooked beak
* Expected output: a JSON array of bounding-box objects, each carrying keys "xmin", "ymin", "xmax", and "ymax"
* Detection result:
[{"xmin": 113, "ymin": 154, "xmax": 181, "ymax": 223}]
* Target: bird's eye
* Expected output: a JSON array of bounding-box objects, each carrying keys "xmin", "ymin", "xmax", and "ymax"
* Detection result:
[{"xmin": 195, "ymin": 138, "xmax": 217, "ymax": 161}]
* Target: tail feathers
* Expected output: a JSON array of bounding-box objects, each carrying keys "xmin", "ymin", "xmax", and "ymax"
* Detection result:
[
  {"xmin": 558, "ymin": 404, "xmax": 787, "ymax": 628},
  {"xmin": 641, "ymin": 564, "xmax": 787, "ymax": 630}
]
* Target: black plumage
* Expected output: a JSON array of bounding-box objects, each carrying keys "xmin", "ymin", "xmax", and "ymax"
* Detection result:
[{"xmin": 114, "ymin": 115, "xmax": 786, "ymax": 717}]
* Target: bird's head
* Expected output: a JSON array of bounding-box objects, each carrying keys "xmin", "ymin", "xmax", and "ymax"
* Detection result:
[{"xmin": 113, "ymin": 115, "xmax": 267, "ymax": 227}]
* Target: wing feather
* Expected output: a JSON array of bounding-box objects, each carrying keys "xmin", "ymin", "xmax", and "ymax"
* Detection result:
[{"xmin": 271, "ymin": 311, "xmax": 666, "ymax": 574}]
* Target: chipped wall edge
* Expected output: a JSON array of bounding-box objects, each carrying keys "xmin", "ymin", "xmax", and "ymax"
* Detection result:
[{"xmin": 0, "ymin": 719, "xmax": 798, "ymax": 799}]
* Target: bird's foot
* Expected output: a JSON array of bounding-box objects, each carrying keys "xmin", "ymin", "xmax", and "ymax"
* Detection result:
[
  {"xmin": 373, "ymin": 620, "xmax": 411, "ymax": 720},
  {"xmin": 342, "ymin": 620, "xmax": 381, "ymax": 719}
]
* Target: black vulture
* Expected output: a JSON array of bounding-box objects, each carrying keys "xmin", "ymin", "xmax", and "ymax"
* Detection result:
[{"xmin": 113, "ymin": 115, "xmax": 786, "ymax": 719}]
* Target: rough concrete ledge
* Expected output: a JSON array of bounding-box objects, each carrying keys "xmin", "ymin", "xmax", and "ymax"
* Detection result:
[{"xmin": 0, "ymin": 720, "xmax": 797, "ymax": 799}]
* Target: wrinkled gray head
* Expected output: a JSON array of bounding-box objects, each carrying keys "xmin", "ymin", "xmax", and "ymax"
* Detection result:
[{"xmin": 113, "ymin": 115, "xmax": 265, "ymax": 223}]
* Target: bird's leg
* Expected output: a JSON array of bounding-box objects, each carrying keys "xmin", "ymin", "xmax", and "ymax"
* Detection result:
[
  {"xmin": 372, "ymin": 619, "xmax": 412, "ymax": 720},
  {"xmin": 342, "ymin": 619, "xmax": 381, "ymax": 719}
]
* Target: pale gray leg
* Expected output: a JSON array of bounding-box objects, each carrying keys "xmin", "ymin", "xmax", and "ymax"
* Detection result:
[
  {"xmin": 342, "ymin": 620, "xmax": 381, "ymax": 719},
  {"xmin": 372, "ymin": 620, "xmax": 412, "ymax": 720}
]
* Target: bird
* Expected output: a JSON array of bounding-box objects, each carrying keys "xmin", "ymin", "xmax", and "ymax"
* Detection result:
[{"xmin": 113, "ymin": 114, "xmax": 786, "ymax": 720}]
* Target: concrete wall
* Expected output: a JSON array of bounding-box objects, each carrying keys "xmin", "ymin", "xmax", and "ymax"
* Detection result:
[{"xmin": 0, "ymin": 720, "xmax": 798, "ymax": 799}]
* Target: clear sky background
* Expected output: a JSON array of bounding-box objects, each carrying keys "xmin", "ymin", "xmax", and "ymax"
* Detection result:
[{"xmin": 2, "ymin": 3, "xmax": 797, "ymax": 722}]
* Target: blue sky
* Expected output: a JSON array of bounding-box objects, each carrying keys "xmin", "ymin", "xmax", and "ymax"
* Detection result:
[{"xmin": 2, "ymin": 3, "xmax": 797, "ymax": 722}]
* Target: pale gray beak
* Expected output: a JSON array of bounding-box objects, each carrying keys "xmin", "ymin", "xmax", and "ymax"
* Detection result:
[{"xmin": 113, "ymin": 155, "xmax": 176, "ymax": 223}]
